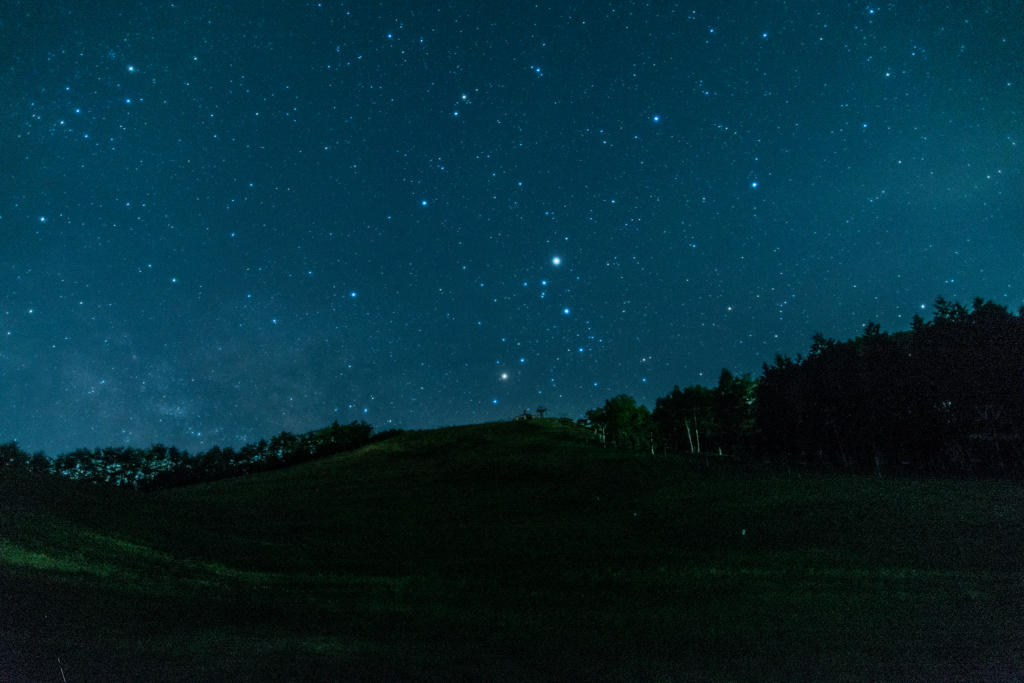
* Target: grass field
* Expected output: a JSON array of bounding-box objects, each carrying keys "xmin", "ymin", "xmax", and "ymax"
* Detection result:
[{"xmin": 2, "ymin": 419, "xmax": 1023, "ymax": 681}]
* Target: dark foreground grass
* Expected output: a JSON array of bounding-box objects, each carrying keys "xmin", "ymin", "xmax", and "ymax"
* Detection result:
[{"xmin": 2, "ymin": 419, "xmax": 1023, "ymax": 681}]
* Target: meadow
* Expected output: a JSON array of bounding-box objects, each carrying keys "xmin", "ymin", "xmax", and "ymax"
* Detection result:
[{"xmin": 2, "ymin": 419, "xmax": 1022, "ymax": 681}]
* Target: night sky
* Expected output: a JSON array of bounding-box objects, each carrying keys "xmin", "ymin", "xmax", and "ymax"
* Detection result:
[{"xmin": 2, "ymin": 2, "xmax": 1021, "ymax": 456}]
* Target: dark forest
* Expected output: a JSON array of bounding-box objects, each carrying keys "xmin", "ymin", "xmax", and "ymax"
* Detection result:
[{"xmin": 580, "ymin": 297, "xmax": 1024, "ymax": 477}]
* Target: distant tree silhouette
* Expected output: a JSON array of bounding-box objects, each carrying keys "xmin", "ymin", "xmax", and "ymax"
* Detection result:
[
  {"xmin": 755, "ymin": 297, "xmax": 1024, "ymax": 477},
  {"xmin": 0, "ymin": 442, "xmax": 29, "ymax": 469},
  {"xmin": 651, "ymin": 370, "xmax": 754, "ymax": 456},
  {"xmin": 28, "ymin": 452, "xmax": 50, "ymax": 474},
  {"xmin": 583, "ymin": 395, "xmax": 653, "ymax": 451},
  {"xmin": 712, "ymin": 369, "xmax": 756, "ymax": 456},
  {"xmin": 0, "ymin": 420, "xmax": 378, "ymax": 491},
  {"xmin": 653, "ymin": 385, "xmax": 714, "ymax": 453}
]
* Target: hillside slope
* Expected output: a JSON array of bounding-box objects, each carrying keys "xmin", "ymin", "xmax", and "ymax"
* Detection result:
[{"xmin": 3, "ymin": 419, "xmax": 1023, "ymax": 681}]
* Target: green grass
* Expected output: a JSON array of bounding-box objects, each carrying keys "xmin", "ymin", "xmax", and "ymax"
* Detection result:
[{"xmin": 2, "ymin": 419, "xmax": 1023, "ymax": 681}]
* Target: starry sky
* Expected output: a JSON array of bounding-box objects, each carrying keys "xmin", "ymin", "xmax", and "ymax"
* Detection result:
[{"xmin": 2, "ymin": 1, "xmax": 1021, "ymax": 456}]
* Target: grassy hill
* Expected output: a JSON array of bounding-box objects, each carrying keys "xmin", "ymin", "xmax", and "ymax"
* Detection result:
[{"xmin": 2, "ymin": 419, "xmax": 1023, "ymax": 681}]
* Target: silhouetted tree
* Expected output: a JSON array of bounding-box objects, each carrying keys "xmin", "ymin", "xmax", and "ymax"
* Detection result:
[
  {"xmin": 0, "ymin": 442, "xmax": 29, "ymax": 469},
  {"xmin": 652, "ymin": 384, "xmax": 715, "ymax": 453},
  {"xmin": 650, "ymin": 370, "xmax": 754, "ymax": 457},
  {"xmin": 584, "ymin": 395, "xmax": 653, "ymax": 451},
  {"xmin": 713, "ymin": 369, "xmax": 756, "ymax": 456},
  {"xmin": 755, "ymin": 296, "xmax": 1024, "ymax": 477},
  {"xmin": 28, "ymin": 452, "xmax": 50, "ymax": 474}
]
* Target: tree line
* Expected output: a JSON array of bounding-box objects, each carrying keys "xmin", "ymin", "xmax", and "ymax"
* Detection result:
[
  {"xmin": 578, "ymin": 368, "xmax": 755, "ymax": 457},
  {"xmin": 0, "ymin": 421, "xmax": 396, "ymax": 490},
  {"xmin": 580, "ymin": 297, "xmax": 1024, "ymax": 478},
  {"xmin": 5, "ymin": 296, "xmax": 1022, "ymax": 485}
]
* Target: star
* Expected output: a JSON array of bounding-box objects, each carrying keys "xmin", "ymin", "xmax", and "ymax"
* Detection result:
[{"xmin": 0, "ymin": 0, "xmax": 1016, "ymax": 457}]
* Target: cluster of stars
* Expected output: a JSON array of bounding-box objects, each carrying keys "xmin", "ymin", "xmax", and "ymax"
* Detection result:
[{"xmin": 0, "ymin": 2, "xmax": 1019, "ymax": 455}]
